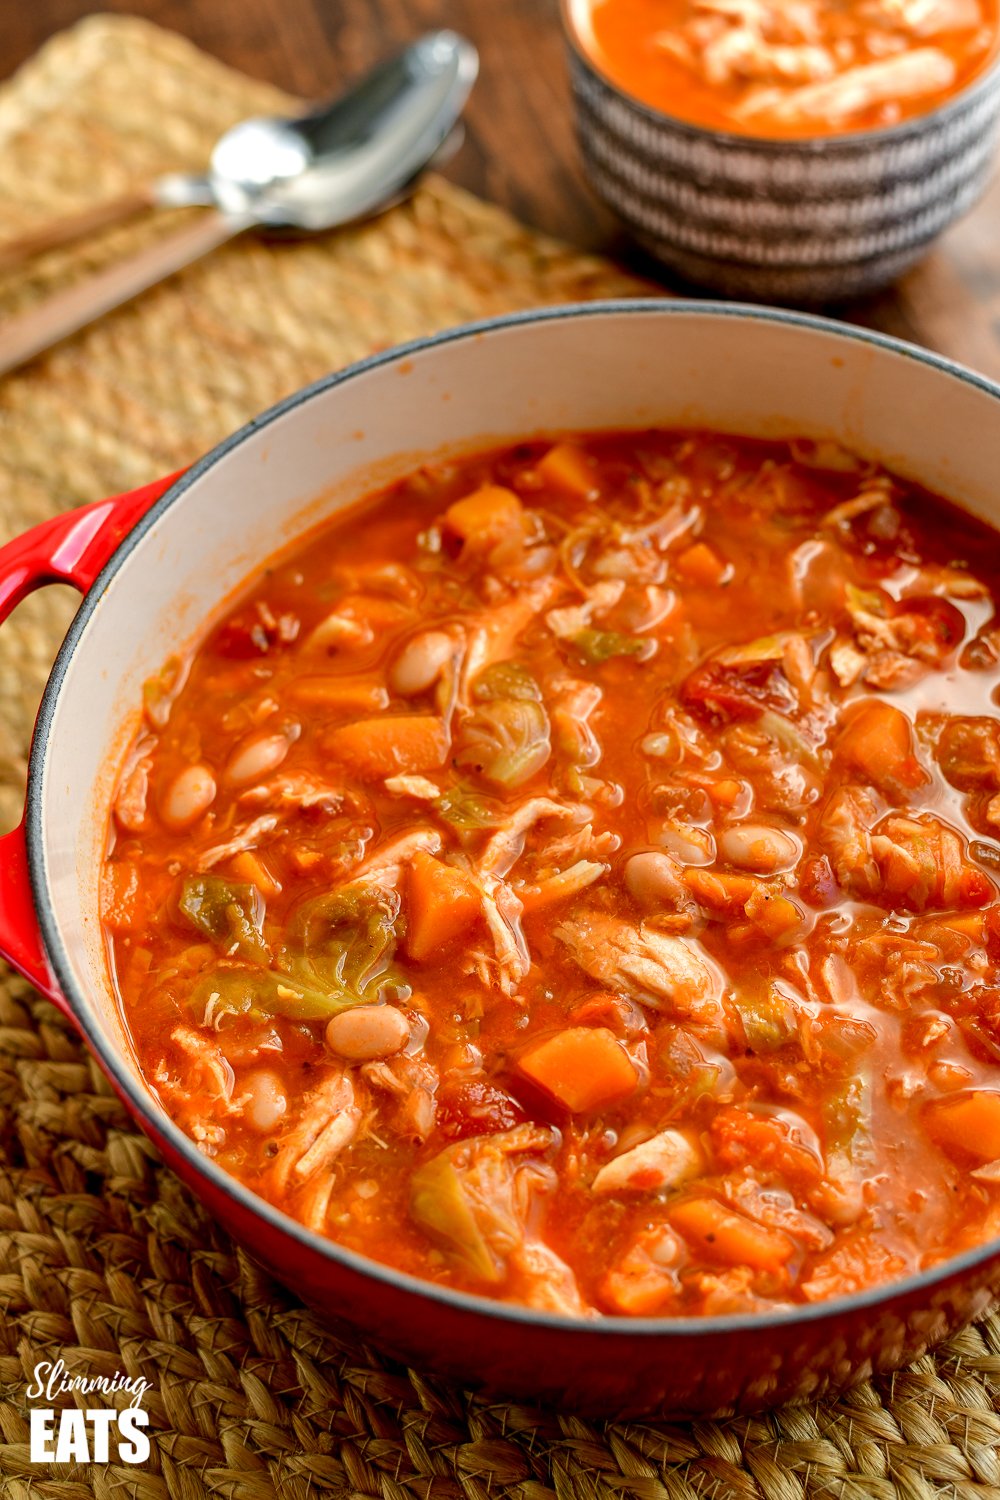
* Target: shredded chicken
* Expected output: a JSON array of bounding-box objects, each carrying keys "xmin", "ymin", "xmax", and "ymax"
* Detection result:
[
  {"xmin": 240, "ymin": 773, "xmax": 344, "ymax": 813},
  {"xmin": 514, "ymin": 858, "xmax": 609, "ymax": 907},
  {"xmin": 478, "ymin": 876, "xmax": 530, "ymax": 994},
  {"xmin": 819, "ymin": 786, "xmax": 882, "ymax": 898},
  {"xmin": 293, "ymin": 1106, "xmax": 362, "ymax": 1182},
  {"xmin": 823, "ymin": 484, "xmax": 899, "ymax": 533},
  {"xmin": 510, "ymin": 1241, "xmax": 590, "ymax": 1316},
  {"xmin": 538, "ymin": 822, "xmax": 621, "ymax": 866},
  {"xmin": 383, "ymin": 774, "xmax": 441, "ymax": 800},
  {"xmin": 872, "ymin": 813, "xmax": 990, "ymax": 910},
  {"xmin": 355, "ymin": 828, "xmax": 442, "ymax": 879},
  {"xmin": 166, "ymin": 1025, "xmax": 235, "ymax": 1106},
  {"xmin": 479, "ymin": 797, "xmax": 591, "ymax": 878},
  {"xmin": 822, "ymin": 784, "xmax": 992, "ymax": 910},
  {"xmin": 113, "ymin": 745, "xmax": 153, "ymax": 832},
  {"xmin": 726, "ymin": 1179, "xmax": 835, "ymax": 1251},
  {"xmin": 198, "ymin": 815, "xmax": 280, "ymax": 870},
  {"xmin": 152, "ymin": 1025, "xmax": 238, "ymax": 1151},
  {"xmin": 874, "ymin": 0, "xmax": 981, "ymax": 36},
  {"xmin": 270, "ymin": 1071, "xmax": 361, "ymax": 1193},
  {"xmin": 908, "ymin": 562, "xmax": 989, "ymax": 599},
  {"xmin": 829, "ymin": 638, "xmax": 868, "ymax": 688},
  {"xmin": 847, "ymin": 594, "xmax": 952, "ymax": 670},
  {"xmin": 592, "ymin": 1129, "xmax": 704, "ymax": 1195},
  {"xmin": 550, "ymin": 677, "xmax": 603, "ymax": 768},
  {"xmin": 459, "ymin": 579, "xmax": 564, "ymax": 703},
  {"xmin": 555, "ymin": 912, "xmax": 725, "ymax": 1020},
  {"xmin": 546, "ymin": 580, "xmax": 625, "ymax": 640},
  {"xmin": 739, "ymin": 47, "xmax": 955, "ymax": 123}
]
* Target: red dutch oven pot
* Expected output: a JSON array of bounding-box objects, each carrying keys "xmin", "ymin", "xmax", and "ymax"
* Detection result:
[{"xmin": 2, "ymin": 303, "xmax": 1000, "ymax": 1417}]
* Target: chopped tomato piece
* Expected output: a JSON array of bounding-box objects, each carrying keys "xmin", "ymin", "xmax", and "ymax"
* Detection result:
[
  {"xmin": 682, "ymin": 658, "xmax": 795, "ymax": 724},
  {"xmin": 835, "ymin": 700, "xmax": 928, "ymax": 793},
  {"xmin": 711, "ymin": 1108, "xmax": 823, "ymax": 1189},
  {"xmin": 436, "ymin": 1080, "xmax": 527, "ymax": 1140}
]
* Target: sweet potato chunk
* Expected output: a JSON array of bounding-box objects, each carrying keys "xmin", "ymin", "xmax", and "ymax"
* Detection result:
[
  {"xmin": 518, "ymin": 1027, "xmax": 638, "ymax": 1113},
  {"xmin": 925, "ymin": 1090, "xmax": 1000, "ymax": 1163},
  {"xmin": 325, "ymin": 716, "xmax": 449, "ymax": 780},
  {"xmin": 406, "ymin": 851, "xmax": 481, "ymax": 962}
]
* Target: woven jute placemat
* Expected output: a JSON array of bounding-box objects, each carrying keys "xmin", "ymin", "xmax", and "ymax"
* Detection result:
[{"xmin": 0, "ymin": 16, "xmax": 998, "ymax": 1497}]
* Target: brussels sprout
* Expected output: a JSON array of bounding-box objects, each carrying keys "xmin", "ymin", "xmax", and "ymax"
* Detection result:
[
  {"xmin": 716, "ymin": 634, "xmax": 792, "ymax": 666},
  {"xmin": 845, "ymin": 583, "xmax": 888, "ymax": 620},
  {"xmin": 409, "ymin": 1125, "xmax": 553, "ymax": 1283},
  {"xmin": 571, "ymin": 629, "xmax": 648, "ymax": 664},
  {"xmin": 473, "ymin": 661, "xmax": 542, "ymax": 703},
  {"xmin": 823, "ymin": 1074, "xmax": 876, "ymax": 1200},
  {"xmin": 288, "ymin": 883, "xmax": 400, "ymax": 998},
  {"xmin": 732, "ymin": 982, "xmax": 798, "ymax": 1053},
  {"xmin": 191, "ymin": 964, "xmax": 364, "ymax": 1023},
  {"xmin": 455, "ymin": 699, "xmax": 550, "ymax": 787},
  {"xmin": 178, "ymin": 875, "xmax": 270, "ymax": 964},
  {"xmin": 433, "ymin": 786, "xmax": 505, "ymax": 831}
]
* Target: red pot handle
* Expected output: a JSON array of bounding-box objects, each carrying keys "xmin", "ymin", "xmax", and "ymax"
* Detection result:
[{"xmin": 0, "ymin": 472, "xmax": 181, "ymax": 1016}]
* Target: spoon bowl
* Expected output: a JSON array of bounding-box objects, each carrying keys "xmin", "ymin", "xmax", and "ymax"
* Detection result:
[{"xmin": 206, "ymin": 31, "xmax": 478, "ymax": 229}]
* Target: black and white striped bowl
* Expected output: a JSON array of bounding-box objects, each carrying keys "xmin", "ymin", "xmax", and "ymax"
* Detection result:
[{"xmin": 562, "ymin": 4, "xmax": 1000, "ymax": 303}]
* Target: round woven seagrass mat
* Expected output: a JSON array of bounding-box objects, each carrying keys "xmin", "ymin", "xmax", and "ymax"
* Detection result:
[{"xmin": 0, "ymin": 17, "xmax": 998, "ymax": 1497}]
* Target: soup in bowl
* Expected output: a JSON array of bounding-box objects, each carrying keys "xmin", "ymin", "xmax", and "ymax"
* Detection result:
[
  {"xmin": 577, "ymin": 0, "xmax": 1000, "ymax": 138},
  {"xmin": 5, "ymin": 303, "xmax": 1000, "ymax": 1414}
]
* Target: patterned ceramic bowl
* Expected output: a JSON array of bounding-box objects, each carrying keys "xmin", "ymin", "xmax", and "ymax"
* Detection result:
[{"xmin": 562, "ymin": 0, "xmax": 1000, "ymax": 303}]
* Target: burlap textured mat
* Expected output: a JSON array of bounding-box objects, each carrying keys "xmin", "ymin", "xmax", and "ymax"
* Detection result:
[{"xmin": 0, "ymin": 16, "xmax": 998, "ymax": 1497}]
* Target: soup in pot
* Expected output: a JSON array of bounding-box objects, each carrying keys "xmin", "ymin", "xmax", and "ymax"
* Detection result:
[{"xmin": 102, "ymin": 429, "xmax": 1000, "ymax": 1318}]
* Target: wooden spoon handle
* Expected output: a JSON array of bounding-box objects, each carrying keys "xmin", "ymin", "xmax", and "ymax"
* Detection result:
[
  {"xmin": 0, "ymin": 211, "xmax": 247, "ymax": 379},
  {"xmin": 0, "ymin": 188, "xmax": 159, "ymax": 274}
]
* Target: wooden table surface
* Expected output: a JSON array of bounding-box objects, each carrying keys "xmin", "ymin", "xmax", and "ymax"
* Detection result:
[{"xmin": 5, "ymin": 0, "xmax": 1000, "ymax": 379}]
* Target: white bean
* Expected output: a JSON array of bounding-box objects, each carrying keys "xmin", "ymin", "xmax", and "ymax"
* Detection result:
[
  {"xmin": 326, "ymin": 1005, "xmax": 410, "ymax": 1061},
  {"xmin": 244, "ymin": 1070, "xmax": 288, "ymax": 1133},
  {"xmin": 226, "ymin": 731, "xmax": 290, "ymax": 787},
  {"xmin": 657, "ymin": 822, "xmax": 715, "ymax": 866},
  {"xmin": 160, "ymin": 763, "xmax": 216, "ymax": 830},
  {"xmin": 719, "ymin": 821, "xmax": 800, "ymax": 873},
  {"xmin": 625, "ymin": 851, "xmax": 684, "ymax": 907},
  {"xmin": 389, "ymin": 631, "xmax": 454, "ymax": 697}
]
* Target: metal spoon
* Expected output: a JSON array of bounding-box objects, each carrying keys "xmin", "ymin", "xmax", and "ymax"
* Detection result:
[{"xmin": 0, "ymin": 31, "xmax": 478, "ymax": 377}]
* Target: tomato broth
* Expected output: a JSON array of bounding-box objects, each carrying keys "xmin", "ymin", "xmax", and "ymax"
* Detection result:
[{"xmin": 103, "ymin": 430, "xmax": 1000, "ymax": 1318}]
